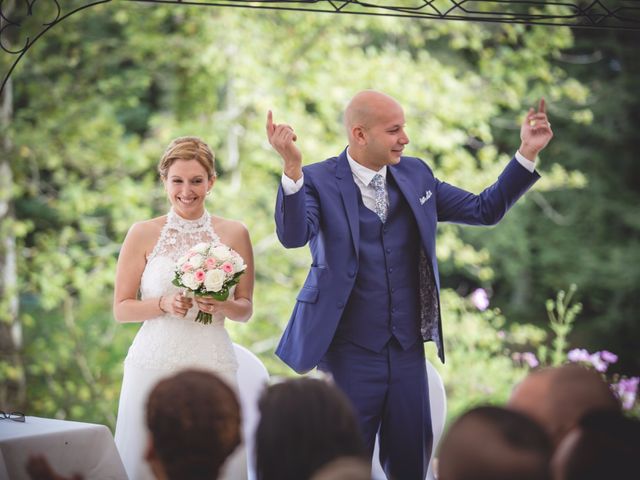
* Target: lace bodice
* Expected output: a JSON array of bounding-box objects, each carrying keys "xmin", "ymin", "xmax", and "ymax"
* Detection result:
[
  {"xmin": 124, "ymin": 208, "xmax": 238, "ymax": 373},
  {"xmin": 148, "ymin": 208, "xmax": 220, "ymax": 262}
]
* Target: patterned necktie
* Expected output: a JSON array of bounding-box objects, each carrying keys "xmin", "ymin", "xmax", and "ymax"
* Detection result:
[{"xmin": 370, "ymin": 173, "xmax": 387, "ymax": 223}]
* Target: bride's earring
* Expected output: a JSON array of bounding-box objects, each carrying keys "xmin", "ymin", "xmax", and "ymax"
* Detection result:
[{"xmin": 206, "ymin": 190, "xmax": 211, "ymax": 196}]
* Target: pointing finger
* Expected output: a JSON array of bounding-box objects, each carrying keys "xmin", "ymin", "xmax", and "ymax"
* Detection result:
[
  {"xmin": 538, "ymin": 98, "xmax": 546, "ymax": 114},
  {"xmin": 266, "ymin": 110, "xmax": 274, "ymax": 135}
]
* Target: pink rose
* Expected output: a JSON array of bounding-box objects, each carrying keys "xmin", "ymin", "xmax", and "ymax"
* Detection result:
[
  {"xmin": 221, "ymin": 262, "xmax": 234, "ymax": 274},
  {"xmin": 194, "ymin": 269, "xmax": 206, "ymax": 283},
  {"xmin": 205, "ymin": 257, "xmax": 217, "ymax": 270},
  {"xmin": 181, "ymin": 263, "xmax": 193, "ymax": 273}
]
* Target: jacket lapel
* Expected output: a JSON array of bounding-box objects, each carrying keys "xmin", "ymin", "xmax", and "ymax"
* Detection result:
[
  {"xmin": 388, "ymin": 165, "xmax": 429, "ymax": 245},
  {"xmin": 336, "ymin": 150, "xmax": 360, "ymax": 259}
]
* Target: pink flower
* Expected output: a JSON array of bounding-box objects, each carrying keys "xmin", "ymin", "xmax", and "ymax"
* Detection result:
[
  {"xmin": 205, "ymin": 257, "xmax": 217, "ymax": 270},
  {"xmin": 470, "ymin": 288, "xmax": 489, "ymax": 311},
  {"xmin": 194, "ymin": 269, "xmax": 206, "ymax": 283},
  {"xmin": 181, "ymin": 263, "xmax": 194, "ymax": 273},
  {"xmin": 221, "ymin": 262, "xmax": 234, "ymax": 274}
]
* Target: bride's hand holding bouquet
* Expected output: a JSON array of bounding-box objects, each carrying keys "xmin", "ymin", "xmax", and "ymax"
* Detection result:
[{"xmin": 172, "ymin": 242, "xmax": 247, "ymax": 324}]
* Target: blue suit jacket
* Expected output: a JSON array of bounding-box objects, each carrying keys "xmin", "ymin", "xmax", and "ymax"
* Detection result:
[{"xmin": 275, "ymin": 149, "xmax": 540, "ymax": 373}]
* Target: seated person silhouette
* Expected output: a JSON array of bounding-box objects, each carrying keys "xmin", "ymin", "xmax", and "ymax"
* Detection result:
[
  {"xmin": 508, "ymin": 363, "xmax": 621, "ymax": 447},
  {"xmin": 26, "ymin": 369, "xmax": 241, "ymax": 480},
  {"xmin": 255, "ymin": 376, "xmax": 368, "ymax": 480},
  {"xmin": 436, "ymin": 405, "xmax": 552, "ymax": 480},
  {"xmin": 551, "ymin": 409, "xmax": 640, "ymax": 480}
]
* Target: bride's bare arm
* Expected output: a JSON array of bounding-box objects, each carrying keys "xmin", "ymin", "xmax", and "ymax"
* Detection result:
[
  {"xmin": 195, "ymin": 220, "xmax": 255, "ymax": 323},
  {"xmin": 113, "ymin": 221, "xmax": 192, "ymax": 323}
]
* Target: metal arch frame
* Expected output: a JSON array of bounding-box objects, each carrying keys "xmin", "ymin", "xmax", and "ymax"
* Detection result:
[{"xmin": 1, "ymin": 0, "xmax": 639, "ymax": 96}]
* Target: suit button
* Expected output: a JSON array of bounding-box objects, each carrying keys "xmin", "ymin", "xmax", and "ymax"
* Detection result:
[
  {"xmin": 386, "ymin": 248, "xmax": 391, "ymax": 254},
  {"xmin": 348, "ymin": 271, "xmax": 355, "ymax": 278},
  {"xmin": 337, "ymin": 302, "xmax": 344, "ymax": 309},
  {"xmin": 391, "ymin": 288, "xmax": 395, "ymax": 293},
  {"xmin": 392, "ymin": 307, "xmax": 396, "ymax": 313},
  {"xmin": 388, "ymin": 267, "xmax": 393, "ymax": 273}
]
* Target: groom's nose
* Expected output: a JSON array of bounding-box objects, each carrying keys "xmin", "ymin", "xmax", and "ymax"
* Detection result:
[{"xmin": 399, "ymin": 129, "xmax": 410, "ymax": 145}]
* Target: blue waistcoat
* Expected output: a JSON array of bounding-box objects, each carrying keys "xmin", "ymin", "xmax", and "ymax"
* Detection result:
[{"xmin": 335, "ymin": 171, "xmax": 421, "ymax": 352}]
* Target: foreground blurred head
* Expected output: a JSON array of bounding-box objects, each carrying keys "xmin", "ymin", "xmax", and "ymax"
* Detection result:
[
  {"xmin": 255, "ymin": 376, "xmax": 367, "ymax": 480},
  {"xmin": 145, "ymin": 369, "xmax": 241, "ymax": 480},
  {"xmin": 508, "ymin": 364, "xmax": 620, "ymax": 446},
  {"xmin": 551, "ymin": 410, "xmax": 640, "ymax": 480},
  {"xmin": 437, "ymin": 405, "xmax": 553, "ymax": 480}
]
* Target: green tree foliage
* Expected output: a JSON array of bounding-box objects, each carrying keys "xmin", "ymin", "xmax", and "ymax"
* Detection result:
[
  {"xmin": 2, "ymin": 2, "xmax": 636, "ymax": 428},
  {"xmin": 461, "ymin": 24, "xmax": 640, "ymax": 375}
]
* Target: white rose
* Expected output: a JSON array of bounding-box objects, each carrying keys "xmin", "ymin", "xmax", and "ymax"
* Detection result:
[
  {"xmin": 181, "ymin": 272, "xmax": 200, "ymax": 291},
  {"xmin": 177, "ymin": 254, "xmax": 189, "ymax": 266},
  {"xmin": 231, "ymin": 255, "xmax": 246, "ymax": 273},
  {"xmin": 210, "ymin": 245, "xmax": 232, "ymax": 262},
  {"xmin": 204, "ymin": 269, "xmax": 225, "ymax": 292},
  {"xmin": 188, "ymin": 254, "xmax": 204, "ymax": 268},
  {"xmin": 192, "ymin": 243, "xmax": 209, "ymax": 254}
]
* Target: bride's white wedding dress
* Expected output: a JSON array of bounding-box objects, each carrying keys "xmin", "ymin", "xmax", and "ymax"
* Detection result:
[{"xmin": 114, "ymin": 209, "xmax": 245, "ymax": 480}]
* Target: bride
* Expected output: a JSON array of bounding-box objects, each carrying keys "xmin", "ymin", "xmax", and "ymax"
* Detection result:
[{"xmin": 113, "ymin": 136, "xmax": 254, "ymax": 479}]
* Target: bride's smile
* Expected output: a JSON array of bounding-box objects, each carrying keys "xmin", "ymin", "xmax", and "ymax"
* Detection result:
[{"xmin": 164, "ymin": 158, "xmax": 215, "ymax": 219}]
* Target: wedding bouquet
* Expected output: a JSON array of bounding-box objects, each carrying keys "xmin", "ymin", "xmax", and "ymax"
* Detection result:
[{"xmin": 172, "ymin": 242, "xmax": 247, "ymax": 324}]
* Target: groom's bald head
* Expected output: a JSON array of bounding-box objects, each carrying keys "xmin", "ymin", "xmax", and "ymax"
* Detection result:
[{"xmin": 344, "ymin": 90, "xmax": 402, "ymax": 140}]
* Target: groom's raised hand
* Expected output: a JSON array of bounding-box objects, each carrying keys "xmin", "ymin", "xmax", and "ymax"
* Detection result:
[
  {"xmin": 267, "ymin": 110, "xmax": 303, "ymax": 181},
  {"xmin": 519, "ymin": 98, "xmax": 554, "ymax": 162}
]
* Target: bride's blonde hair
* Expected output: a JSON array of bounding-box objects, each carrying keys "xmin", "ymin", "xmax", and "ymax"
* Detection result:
[{"xmin": 158, "ymin": 136, "xmax": 216, "ymax": 179}]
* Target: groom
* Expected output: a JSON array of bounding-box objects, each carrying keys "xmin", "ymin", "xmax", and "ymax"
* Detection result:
[{"xmin": 266, "ymin": 90, "xmax": 552, "ymax": 479}]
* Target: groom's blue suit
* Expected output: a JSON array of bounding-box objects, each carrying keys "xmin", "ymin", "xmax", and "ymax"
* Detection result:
[{"xmin": 274, "ymin": 149, "xmax": 539, "ymax": 479}]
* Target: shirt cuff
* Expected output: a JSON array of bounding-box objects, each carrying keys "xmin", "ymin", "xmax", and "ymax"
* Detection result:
[
  {"xmin": 515, "ymin": 150, "xmax": 536, "ymax": 173},
  {"xmin": 281, "ymin": 173, "xmax": 304, "ymax": 195}
]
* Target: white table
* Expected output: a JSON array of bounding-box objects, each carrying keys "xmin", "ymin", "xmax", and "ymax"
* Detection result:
[{"xmin": 0, "ymin": 416, "xmax": 127, "ymax": 480}]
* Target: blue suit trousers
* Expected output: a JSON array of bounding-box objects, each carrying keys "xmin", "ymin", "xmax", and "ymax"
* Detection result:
[{"xmin": 319, "ymin": 338, "xmax": 432, "ymax": 480}]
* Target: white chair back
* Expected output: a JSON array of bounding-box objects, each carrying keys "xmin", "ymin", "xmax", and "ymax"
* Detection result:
[
  {"xmin": 371, "ymin": 357, "xmax": 447, "ymax": 480},
  {"xmin": 233, "ymin": 343, "xmax": 270, "ymax": 480}
]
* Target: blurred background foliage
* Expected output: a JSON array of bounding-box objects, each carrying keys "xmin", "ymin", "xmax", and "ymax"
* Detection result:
[{"xmin": 0, "ymin": 1, "xmax": 638, "ymax": 429}]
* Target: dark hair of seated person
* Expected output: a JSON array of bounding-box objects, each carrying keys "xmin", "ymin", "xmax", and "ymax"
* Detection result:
[
  {"xmin": 552, "ymin": 409, "xmax": 640, "ymax": 480},
  {"xmin": 145, "ymin": 369, "xmax": 241, "ymax": 480},
  {"xmin": 437, "ymin": 405, "xmax": 553, "ymax": 480},
  {"xmin": 255, "ymin": 376, "xmax": 367, "ymax": 480}
]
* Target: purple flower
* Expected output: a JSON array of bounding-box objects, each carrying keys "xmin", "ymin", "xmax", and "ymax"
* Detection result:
[
  {"xmin": 511, "ymin": 352, "xmax": 539, "ymax": 369},
  {"xmin": 612, "ymin": 377, "xmax": 639, "ymax": 410},
  {"xmin": 589, "ymin": 353, "xmax": 608, "ymax": 373},
  {"xmin": 522, "ymin": 352, "xmax": 539, "ymax": 368},
  {"xmin": 599, "ymin": 350, "xmax": 618, "ymax": 364},
  {"xmin": 470, "ymin": 288, "xmax": 489, "ymax": 311},
  {"xmin": 567, "ymin": 348, "xmax": 591, "ymax": 363}
]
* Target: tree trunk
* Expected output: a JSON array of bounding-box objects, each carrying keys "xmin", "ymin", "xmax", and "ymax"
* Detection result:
[{"xmin": 0, "ymin": 3, "xmax": 26, "ymax": 408}]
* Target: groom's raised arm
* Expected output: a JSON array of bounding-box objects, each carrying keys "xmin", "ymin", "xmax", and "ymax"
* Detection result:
[
  {"xmin": 267, "ymin": 111, "xmax": 320, "ymax": 248},
  {"xmin": 435, "ymin": 99, "xmax": 551, "ymax": 224}
]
